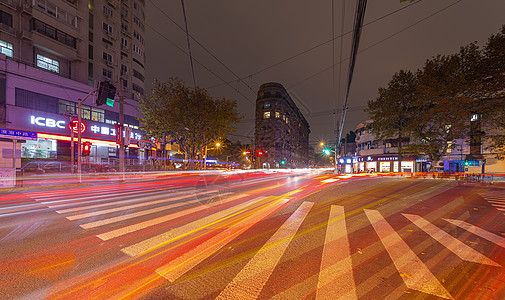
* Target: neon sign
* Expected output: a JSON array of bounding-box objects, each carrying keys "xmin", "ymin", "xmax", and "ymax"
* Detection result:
[
  {"xmin": 69, "ymin": 120, "xmax": 87, "ymax": 134},
  {"xmin": 30, "ymin": 116, "xmax": 66, "ymax": 129}
]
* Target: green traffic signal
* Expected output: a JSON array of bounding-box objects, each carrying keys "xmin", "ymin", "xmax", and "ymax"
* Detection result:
[
  {"xmin": 281, "ymin": 160, "xmax": 286, "ymax": 165},
  {"xmin": 323, "ymin": 148, "xmax": 331, "ymax": 155}
]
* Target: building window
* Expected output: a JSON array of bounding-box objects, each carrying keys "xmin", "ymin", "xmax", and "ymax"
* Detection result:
[
  {"xmin": 132, "ymin": 83, "xmax": 144, "ymax": 95},
  {"xmin": 91, "ymin": 107, "xmax": 105, "ymax": 122},
  {"xmin": 0, "ymin": 40, "xmax": 13, "ymax": 57},
  {"xmin": 32, "ymin": 19, "xmax": 76, "ymax": 48},
  {"xmin": 36, "ymin": 54, "xmax": 59, "ymax": 73},
  {"xmin": 103, "ymin": 5, "xmax": 113, "ymax": 17},
  {"xmin": 121, "ymin": 64, "xmax": 128, "ymax": 74},
  {"xmin": 102, "ymin": 69, "xmax": 112, "ymax": 79},
  {"xmin": 88, "ymin": 62, "xmax": 93, "ymax": 77},
  {"xmin": 133, "ymin": 16, "xmax": 144, "ymax": 31},
  {"xmin": 121, "ymin": 37, "xmax": 128, "ymax": 47},
  {"xmin": 102, "ymin": 51, "xmax": 113, "ymax": 63},
  {"xmin": 132, "ymin": 44, "xmax": 143, "ymax": 56},
  {"xmin": 0, "ymin": 11, "xmax": 13, "ymax": 27},
  {"xmin": 133, "ymin": 30, "xmax": 144, "ymax": 45},
  {"xmin": 263, "ymin": 102, "xmax": 270, "ymax": 109},
  {"xmin": 133, "ymin": 69, "xmax": 144, "ymax": 81},
  {"xmin": 34, "ymin": 0, "xmax": 77, "ymax": 27},
  {"xmin": 16, "ymin": 88, "xmax": 58, "ymax": 113},
  {"xmin": 275, "ymin": 111, "xmax": 280, "ymax": 119},
  {"xmin": 102, "ymin": 22, "xmax": 113, "ymax": 33},
  {"xmin": 263, "ymin": 111, "xmax": 271, "ymax": 119},
  {"xmin": 121, "ymin": 22, "xmax": 128, "ymax": 31},
  {"xmin": 58, "ymin": 99, "xmax": 76, "ymax": 115}
]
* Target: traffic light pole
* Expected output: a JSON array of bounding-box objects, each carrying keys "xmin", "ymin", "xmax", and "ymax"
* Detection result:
[
  {"xmin": 78, "ymin": 99, "xmax": 82, "ymax": 183},
  {"xmin": 119, "ymin": 79, "xmax": 125, "ymax": 179}
]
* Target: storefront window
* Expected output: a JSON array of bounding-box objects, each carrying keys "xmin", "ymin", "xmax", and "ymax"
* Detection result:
[{"xmin": 21, "ymin": 138, "xmax": 57, "ymax": 159}]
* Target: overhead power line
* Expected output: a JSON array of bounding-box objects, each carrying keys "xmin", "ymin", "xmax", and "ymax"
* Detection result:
[
  {"xmin": 207, "ymin": 0, "xmax": 422, "ymax": 90},
  {"xmin": 180, "ymin": 0, "xmax": 197, "ymax": 91},
  {"xmin": 337, "ymin": 0, "xmax": 367, "ymax": 151},
  {"xmin": 144, "ymin": 22, "xmax": 255, "ymax": 105},
  {"xmin": 148, "ymin": 0, "xmax": 257, "ymax": 95}
]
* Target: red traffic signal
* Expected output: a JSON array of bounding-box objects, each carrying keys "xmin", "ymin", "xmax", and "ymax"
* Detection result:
[
  {"xmin": 82, "ymin": 141, "xmax": 92, "ymax": 156},
  {"xmin": 257, "ymin": 150, "xmax": 264, "ymax": 157}
]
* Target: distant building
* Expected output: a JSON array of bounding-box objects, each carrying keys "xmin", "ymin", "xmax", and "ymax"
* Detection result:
[
  {"xmin": 255, "ymin": 82, "xmax": 310, "ymax": 168},
  {"xmin": 353, "ymin": 118, "xmax": 505, "ymax": 173}
]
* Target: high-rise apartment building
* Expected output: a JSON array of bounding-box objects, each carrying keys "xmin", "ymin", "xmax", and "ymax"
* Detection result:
[
  {"xmin": 0, "ymin": 0, "xmax": 146, "ymax": 98},
  {"xmin": 255, "ymin": 82, "xmax": 310, "ymax": 168}
]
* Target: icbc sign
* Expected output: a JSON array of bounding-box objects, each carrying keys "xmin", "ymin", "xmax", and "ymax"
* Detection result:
[{"xmin": 68, "ymin": 120, "xmax": 86, "ymax": 134}]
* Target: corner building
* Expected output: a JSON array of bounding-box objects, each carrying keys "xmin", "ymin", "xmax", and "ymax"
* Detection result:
[{"xmin": 255, "ymin": 82, "xmax": 310, "ymax": 168}]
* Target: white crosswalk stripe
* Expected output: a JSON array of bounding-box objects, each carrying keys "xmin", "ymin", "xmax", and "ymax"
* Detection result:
[
  {"xmin": 403, "ymin": 214, "xmax": 500, "ymax": 266},
  {"xmin": 217, "ymin": 202, "xmax": 313, "ymax": 300},
  {"xmin": 316, "ymin": 205, "xmax": 356, "ymax": 300},
  {"xmin": 479, "ymin": 192, "xmax": 505, "ymax": 215},
  {"xmin": 364, "ymin": 209, "xmax": 452, "ymax": 299}
]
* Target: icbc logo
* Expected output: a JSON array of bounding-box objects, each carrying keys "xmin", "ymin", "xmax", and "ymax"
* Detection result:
[{"xmin": 68, "ymin": 120, "xmax": 86, "ymax": 134}]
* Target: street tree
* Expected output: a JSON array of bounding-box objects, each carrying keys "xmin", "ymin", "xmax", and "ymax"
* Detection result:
[
  {"xmin": 138, "ymin": 78, "xmax": 241, "ymax": 169},
  {"xmin": 480, "ymin": 25, "xmax": 505, "ymax": 158},
  {"xmin": 366, "ymin": 70, "xmax": 417, "ymax": 170}
]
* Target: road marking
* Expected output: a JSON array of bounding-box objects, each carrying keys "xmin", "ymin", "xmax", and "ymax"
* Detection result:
[
  {"xmin": 154, "ymin": 198, "xmax": 291, "ymax": 282},
  {"xmin": 217, "ymin": 202, "xmax": 313, "ymax": 300},
  {"xmin": 364, "ymin": 209, "xmax": 452, "ymax": 299},
  {"xmin": 79, "ymin": 193, "xmax": 232, "ymax": 229},
  {"xmin": 403, "ymin": 214, "xmax": 500, "ymax": 267},
  {"xmin": 97, "ymin": 194, "xmax": 249, "ymax": 241},
  {"xmin": 444, "ymin": 218, "xmax": 505, "ymax": 248},
  {"xmin": 121, "ymin": 196, "xmax": 268, "ymax": 257},
  {"xmin": 316, "ymin": 205, "xmax": 356, "ymax": 300},
  {"xmin": 63, "ymin": 192, "xmax": 199, "ymax": 220}
]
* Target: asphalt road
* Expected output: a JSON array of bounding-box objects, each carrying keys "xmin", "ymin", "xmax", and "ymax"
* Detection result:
[{"xmin": 1, "ymin": 171, "xmax": 504, "ymax": 299}]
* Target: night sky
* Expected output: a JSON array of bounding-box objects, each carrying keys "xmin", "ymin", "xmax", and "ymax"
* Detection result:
[{"xmin": 144, "ymin": 0, "xmax": 505, "ymax": 146}]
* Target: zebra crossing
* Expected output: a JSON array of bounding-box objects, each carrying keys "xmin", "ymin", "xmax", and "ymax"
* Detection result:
[
  {"xmin": 479, "ymin": 191, "xmax": 505, "ymax": 214},
  {"xmin": 25, "ymin": 189, "xmax": 505, "ymax": 299}
]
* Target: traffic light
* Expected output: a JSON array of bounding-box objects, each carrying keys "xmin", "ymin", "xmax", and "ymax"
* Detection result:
[
  {"xmin": 257, "ymin": 150, "xmax": 264, "ymax": 157},
  {"xmin": 464, "ymin": 160, "xmax": 470, "ymax": 166},
  {"xmin": 82, "ymin": 141, "xmax": 92, "ymax": 156},
  {"xmin": 323, "ymin": 148, "xmax": 331, "ymax": 155},
  {"xmin": 281, "ymin": 160, "xmax": 286, "ymax": 165},
  {"xmin": 96, "ymin": 81, "xmax": 116, "ymax": 107}
]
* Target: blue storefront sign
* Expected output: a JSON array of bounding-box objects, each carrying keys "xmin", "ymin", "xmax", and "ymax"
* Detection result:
[{"xmin": 0, "ymin": 128, "xmax": 37, "ymax": 141}]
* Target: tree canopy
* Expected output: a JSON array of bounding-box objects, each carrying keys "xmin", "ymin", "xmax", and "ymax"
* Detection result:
[
  {"xmin": 138, "ymin": 78, "xmax": 241, "ymax": 167},
  {"xmin": 366, "ymin": 25, "xmax": 505, "ymax": 168}
]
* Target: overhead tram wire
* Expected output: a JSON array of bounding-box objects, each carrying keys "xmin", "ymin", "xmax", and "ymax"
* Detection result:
[
  {"xmin": 337, "ymin": 0, "xmax": 367, "ymax": 155},
  {"xmin": 206, "ymin": 0, "xmax": 422, "ymax": 90},
  {"xmin": 288, "ymin": 0, "xmax": 463, "ymax": 93},
  {"xmin": 148, "ymin": 0, "xmax": 257, "ymax": 95},
  {"xmin": 144, "ymin": 23, "xmax": 255, "ymax": 105}
]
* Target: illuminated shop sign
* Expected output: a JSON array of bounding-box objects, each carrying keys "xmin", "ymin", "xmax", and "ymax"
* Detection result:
[
  {"xmin": 69, "ymin": 120, "xmax": 86, "ymax": 134},
  {"xmin": 377, "ymin": 156, "xmax": 398, "ymax": 161},
  {"xmin": 30, "ymin": 116, "xmax": 65, "ymax": 129},
  {"xmin": 29, "ymin": 115, "xmax": 142, "ymax": 140}
]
